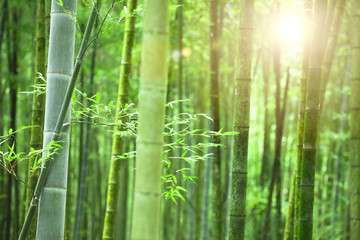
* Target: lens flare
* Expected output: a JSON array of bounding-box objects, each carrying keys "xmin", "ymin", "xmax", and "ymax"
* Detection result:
[{"xmin": 279, "ymin": 17, "xmax": 302, "ymax": 43}]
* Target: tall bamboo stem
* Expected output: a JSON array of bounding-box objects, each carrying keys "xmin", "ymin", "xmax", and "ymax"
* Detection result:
[
  {"xmin": 130, "ymin": 0, "xmax": 169, "ymax": 239},
  {"xmin": 228, "ymin": 0, "xmax": 253, "ymax": 239},
  {"xmin": 349, "ymin": 1, "xmax": 360, "ymax": 238},
  {"xmin": 102, "ymin": 0, "xmax": 137, "ymax": 238},
  {"xmin": 297, "ymin": 0, "xmax": 327, "ymax": 239}
]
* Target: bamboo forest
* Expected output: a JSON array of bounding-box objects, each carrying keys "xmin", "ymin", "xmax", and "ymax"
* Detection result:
[{"xmin": 0, "ymin": 0, "xmax": 359, "ymax": 239}]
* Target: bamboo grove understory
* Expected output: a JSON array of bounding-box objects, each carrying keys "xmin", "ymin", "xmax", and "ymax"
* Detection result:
[{"xmin": 0, "ymin": 0, "xmax": 358, "ymax": 239}]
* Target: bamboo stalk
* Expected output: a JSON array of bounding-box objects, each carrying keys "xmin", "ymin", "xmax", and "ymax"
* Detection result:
[
  {"xmin": 18, "ymin": 1, "xmax": 101, "ymax": 239},
  {"xmin": 297, "ymin": 0, "xmax": 327, "ymax": 239},
  {"xmin": 228, "ymin": 0, "xmax": 254, "ymax": 239},
  {"xmin": 102, "ymin": 0, "xmax": 137, "ymax": 238},
  {"xmin": 130, "ymin": 0, "xmax": 169, "ymax": 238}
]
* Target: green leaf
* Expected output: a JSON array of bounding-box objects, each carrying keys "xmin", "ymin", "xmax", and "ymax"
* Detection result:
[
  {"xmin": 108, "ymin": 101, "xmax": 113, "ymax": 110},
  {"xmin": 58, "ymin": 0, "xmax": 63, "ymax": 7},
  {"xmin": 175, "ymin": 191, "xmax": 185, "ymax": 201},
  {"xmin": 181, "ymin": 150, "xmax": 188, "ymax": 158},
  {"xmin": 8, "ymin": 128, "xmax": 13, "ymax": 135},
  {"xmin": 171, "ymin": 196, "xmax": 177, "ymax": 204},
  {"xmin": 176, "ymin": 186, "xmax": 188, "ymax": 192},
  {"xmin": 223, "ymin": 131, "xmax": 239, "ymax": 135},
  {"xmin": 96, "ymin": 92, "xmax": 100, "ymax": 104},
  {"xmin": 169, "ymin": 5, "xmax": 181, "ymax": 10}
]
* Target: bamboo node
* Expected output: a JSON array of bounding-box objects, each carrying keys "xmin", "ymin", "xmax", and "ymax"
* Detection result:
[{"xmin": 32, "ymin": 197, "xmax": 39, "ymax": 205}]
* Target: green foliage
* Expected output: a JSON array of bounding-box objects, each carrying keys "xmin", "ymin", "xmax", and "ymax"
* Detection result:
[
  {"xmin": 0, "ymin": 92, "xmax": 236, "ymax": 205},
  {"xmin": 0, "ymin": 128, "xmax": 62, "ymax": 196}
]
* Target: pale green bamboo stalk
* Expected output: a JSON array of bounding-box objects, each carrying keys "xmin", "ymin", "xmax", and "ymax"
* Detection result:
[
  {"xmin": 102, "ymin": 0, "xmax": 137, "ymax": 238},
  {"xmin": 349, "ymin": 1, "xmax": 360, "ymax": 239},
  {"xmin": 130, "ymin": 0, "xmax": 169, "ymax": 239},
  {"xmin": 297, "ymin": 0, "xmax": 327, "ymax": 239},
  {"xmin": 18, "ymin": 1, "xmax": 101, "ymax": 239},
  {"xmin": 228, "ymin": 0, "xmax": 253, "ymax": 239},
  {"xmin": 25, "ymin": 0, "xmax": 46, "ymax": 238},
  {"xmin": 35, "ymin": 0, "xmax": 77, "ymax": 238}
]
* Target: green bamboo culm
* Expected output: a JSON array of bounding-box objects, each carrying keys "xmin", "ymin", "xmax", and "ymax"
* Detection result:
[
  {"xmin": 0, "ymin": 1, "xmax": 8, "ymax": 238},
  {"xmin": 130, "ymin": 0, "xmax": 169, "ymax": 239},
  {"xmin": 349, "ymin": 2, "xmax": 360, "ymax": 239},
  {"xmin": 209, "ymin": 0, "xmax": 222, "ymax": 238},
  {"xmin": 35, "ymin": 0, "xmax": 77, "ymax": 238},
  {"xmin": 25, "ymin": 0, "xmax": 46, "ymax": 238},
  {"xmin": 297, "ymin": 0, "xmax": 326, "ymax": 239},
  {"xmin": 228, "ymin": 0, "xmax": 253, "ymax": 239},
  {"xmin": 18, "ymin": 1, "xmax": 101, "ymax": 239},
  {"xmin": 102, "ymin": 0, "xmax": 137, "ymax": 238},
  {"xmin": 293, "ymin": 1, "xmax": 311, "ymax": 239},
  {"xmin": 284, "ymin": 174, "xmax": 296, "ymax": 240}
]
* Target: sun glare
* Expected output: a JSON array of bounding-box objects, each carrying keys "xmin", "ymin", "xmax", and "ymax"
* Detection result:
[{"xmin": 279, "ymin": 17, "xmax": 302, "ymax": 43}]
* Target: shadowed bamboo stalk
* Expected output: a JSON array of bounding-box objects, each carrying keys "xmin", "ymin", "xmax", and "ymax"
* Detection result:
[
  {"xmin": 25, "ymin": 0, "xmax": 46, "ymax": 238},
  {"xmin": 284, "ymin": 176, "xmax": 295, "ymax": 240},
  {"xmin": 297, "ymin": 0, "xmax": 327, "ymax": 239},
  {"xmin": 130, "ymin": 0, "xmax": 169, "ymax": 239},
  {"xmin": 293, "ymin": 1, "xmax": 311, "ymax": 239},
  {"xmin": 260, "ymin": 48, "xmax": 270, "ymax": 188},
  {"xmin": 102, "ymin": 0, "xmax": 137, "ymax": 238},
  {"xmin": 6, "ymin": 6, "xmax": 19, "ymax": 239},
  {"xmin": 349, "ymin": 1, "xmax": 360, "ymax": 238},
  {"xmin": 228, "ymin": 0, "xmax": 253, "ymax": 239},
  {"xmin": 209, "ymin": 0, "xmax": 222, "ymax": 238},
  {"xmin": 0, "ymin": 0, "xmax": 8, "ymax": 239}
]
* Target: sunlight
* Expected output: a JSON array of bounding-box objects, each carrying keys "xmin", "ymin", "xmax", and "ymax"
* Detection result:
[{"xmin": 279, "ymin": 16, "xmax": 302, "ymax": 43}]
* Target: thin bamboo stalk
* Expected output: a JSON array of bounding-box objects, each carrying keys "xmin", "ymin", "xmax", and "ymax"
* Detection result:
[{"xmin": 102, "ymin": 0, "xmax": 137, "ymax": 238}]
